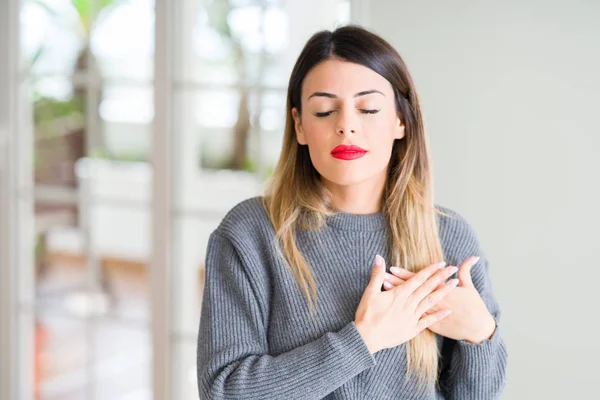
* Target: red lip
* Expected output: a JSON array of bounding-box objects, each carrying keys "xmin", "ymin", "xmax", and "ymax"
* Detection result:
[{"xmin": 331, "ymin": 144, "xmax": 368, "ymax": 160}]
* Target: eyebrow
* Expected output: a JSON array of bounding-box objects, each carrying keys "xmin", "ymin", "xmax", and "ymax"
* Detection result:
[{"xmin": 307, "ymin": 89, "xmax": 385, "ymax": 100}]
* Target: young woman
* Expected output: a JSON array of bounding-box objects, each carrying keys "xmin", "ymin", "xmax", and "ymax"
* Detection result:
[{"xmin": 197, "ymin": 25, "xmax": 507, "ymax": 399}]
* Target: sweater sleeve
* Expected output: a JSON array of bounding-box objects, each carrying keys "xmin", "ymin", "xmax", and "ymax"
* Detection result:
[
  {"xmin": 197, "ymin": 232, "xmax": 376, "ymax": 400},
  {"xmin": 438, "ymin": 213, "xmax": 508, "ymax": 399}
]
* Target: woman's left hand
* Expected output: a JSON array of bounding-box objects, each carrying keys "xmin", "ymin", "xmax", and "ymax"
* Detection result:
[{"xmin": 383, "ymin": 256, "xmax": 496, "ymax": 344}]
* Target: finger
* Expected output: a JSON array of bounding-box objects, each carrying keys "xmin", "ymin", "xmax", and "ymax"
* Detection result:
[
  {"xmin": 415, "ymin": 278, "xmax": 459, "ymax": 316},
  {"xmin": 394, "ymin": 263, "xmax": 451, "ymax": 293},
  {"xmin": 393, "ymin": 267, "xmax": 449, "ymax": 292},
  {"xmin": 417, "ymin": 309, "xmax": 452, "ymax": 331},
  {"xmin": 458, "ymin": 256, "xmax": 480, "ymax": 289},
  {"xmin": 409, "ymin": 265, "xmax": 458, "ymax": 306},
  {"xmin": 384, "ymin": 273, "xmax": 405, "ymax": 287},
  {"xmin": 389, "ymin": 266, "xmax": 415, "ymax": 280},
  {"xmin": 366, "ymin": 254, "xmax": 386, "ymax": 296},
  {"xmin": 395, "ymin": 261, "xmax": 447, "ymax": 295}
]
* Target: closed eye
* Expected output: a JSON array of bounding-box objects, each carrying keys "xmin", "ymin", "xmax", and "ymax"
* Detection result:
[{"xmin": 314, "ymin": 109, "xmax": 380, "ymax": 117}]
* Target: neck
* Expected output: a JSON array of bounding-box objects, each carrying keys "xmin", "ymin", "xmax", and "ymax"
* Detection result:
[{"xmin": 322, "ymin": 174, "xmax": 386, "ymax": 214}]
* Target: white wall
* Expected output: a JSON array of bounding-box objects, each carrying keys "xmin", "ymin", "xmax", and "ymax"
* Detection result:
[{"xmin": 361, "ymin": 1, "xmax": 600, "ymax": 398}]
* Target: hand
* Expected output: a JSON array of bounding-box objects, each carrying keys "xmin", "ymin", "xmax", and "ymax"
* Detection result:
[
  {"xmin": 354, "ymin": 255, "xmax": 460, "ymax": 354},
  {"xmin": 383, "ymin": 256, "xmax": 496, "ymax": 344}
]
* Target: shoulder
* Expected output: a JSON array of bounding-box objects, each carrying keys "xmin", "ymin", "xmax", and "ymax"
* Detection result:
[
  {"xmin": 205, "ymin": 197, "xmax": 274, "ymax": 310},
  {"xmin": 435, "ymin": 204, "xmax": 474, "ymax": 235},
  {"xmin": 212, "ymin": 196, "xmax": 275, "ymax": 248},
  {"xmin": 434, "ymin": 204, "xmax": 483, "ymax": 260}
]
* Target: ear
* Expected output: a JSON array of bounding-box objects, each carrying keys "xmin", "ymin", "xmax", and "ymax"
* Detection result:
[
  {"xmin": 394, "ymin": 117, "xmax": 406, "ymax": 140},
  {"xmin": 292, "ymin": 108, "xmax": 307, "ymax": 145}
]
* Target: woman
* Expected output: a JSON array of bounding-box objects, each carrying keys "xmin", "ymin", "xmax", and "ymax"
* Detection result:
[{"xmin": 197, "ymin": 25, "xmax": 507, "ymax": 399}]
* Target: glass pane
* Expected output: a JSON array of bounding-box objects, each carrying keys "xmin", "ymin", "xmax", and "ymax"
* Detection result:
[
  {"xmin": 171, "ymin": 216, "xmax": 222, "ymax": 337},
  {"xmin": 20, "ymin": 0, "xmax": 154, "ymax": 80},
  {"xmin": 91, "ymin": 0, "xmax": 155, "ymax": 80},
  {"xmin": 33, "ymin": 76, "xmax": 86, "ymax": 187},
  {"xmin": 21, "ymin": 0, "xmax": 82, "ymax": 77},
  {"xmin": 171, "ymin": 89, "xmax": 265, "ymax": 213},
  {"xmin": 255, "ymin": 89, "xmax": 286, "ymax": 174},
  {"xmin": 99, "ymin": 84, "xmax": 153, "ymax": 162},
  {"xmin": 28, "ymin": 2, "xmax": 154, "ymax": 396},
  {"xmin": 35, "ymin": 197, "xmax": 151, "ymax": 324},
  {"xmin": 92, "ymin": 321, "xmax": 151, "ymax": 399},
  {"xmin": 171, "ymin": 341, "xmax": 198, "ymax": 400},
  {"xmin": 21, "ymin": 0, "xmax": 156, "ymax": 80},
  {"xmin": 35, "ymin": 220, "xmax": 87, "ymax": 313},
  {"xmin": 30, "ymin": 31, "xmax": 153, "ymax": 326},
  {"xmin": 35, "ymin": 314, "xmax": 151, "ymax": 400},
  {"xmin": 190, "ymin": 0, "xmax": 291, "ymax": 87},
  {"xmin": 197, "ymin": 88, "xmax": 244, "ymax": 169},
  {"xmin": 36, "ymin": 314, "xmax": 88, "ymax": 400},
  {"xmin": 81, "ymin": 157, "xmax": 151, "ymax": 322}
]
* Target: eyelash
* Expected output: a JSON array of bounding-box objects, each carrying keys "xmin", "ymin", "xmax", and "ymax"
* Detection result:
[{"xmin": 314, "ymin": 109, "xmax": 380, "ymax": 118}]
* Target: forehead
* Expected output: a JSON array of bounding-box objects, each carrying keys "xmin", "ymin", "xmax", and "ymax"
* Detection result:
[{"xmin": 301, "ymin": 59, "xmax": 393, "ymax": 98}]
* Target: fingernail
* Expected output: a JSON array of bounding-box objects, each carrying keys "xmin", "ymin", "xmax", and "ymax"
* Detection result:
[
  {"xmin": 443, "ymin": 310, "xmax": 452, "ymax": 317},
  {"xmin": 449, "ymin": 279, "xmax": 459, "ymax": 287},
  {"xmin": 383, "ymin": 281, "xmax": 392, "ymax": 289},
  {"xmin": 437, "ymin": 261, "xmax": 447, "ymax": 269},
  {"xmin": 390, "ymin": 266, "xmax": 400, "ymax": 274},
  {"xmin": 473, "ymin": 256, "xmax": 481, "ymax": 264},
  {"xmin": 375, "ymin": 254, "xmax": 384, "ymax": 266},
  {"xmin": 448, "ymin": 266, "xmax": 458, "ymax": 274}
]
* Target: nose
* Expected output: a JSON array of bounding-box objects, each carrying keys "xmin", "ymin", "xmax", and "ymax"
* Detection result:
[{"xmin": 336, "ymin": 108, "xmax": 356, "ymax": 135}]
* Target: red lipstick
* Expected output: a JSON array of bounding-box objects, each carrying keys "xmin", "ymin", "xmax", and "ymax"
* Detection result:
[{"xmin": 330, "ymin": 144, "xmax": 368, "ymax": 160}]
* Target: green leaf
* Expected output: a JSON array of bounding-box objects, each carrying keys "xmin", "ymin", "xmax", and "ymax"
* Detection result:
[
  {"xmin": 206, "ymin": 0, "xmax": 233, "ymax": 37},
  {"xmin": 71, "ymin": 0, "xmax": 119, "ymax": 33},
  {"xmin": 30, "ymin": 45, "xmax": 45, "ymax": 68}
]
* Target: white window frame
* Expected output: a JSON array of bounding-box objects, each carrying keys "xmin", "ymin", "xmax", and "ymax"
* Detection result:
[
  {"xmin": 1, "ymin": 0, "xmax": 35, "ymax": 398},
  {"xmin": 152, "ymin": 0, "xmax": 174, "ymax": 398}
]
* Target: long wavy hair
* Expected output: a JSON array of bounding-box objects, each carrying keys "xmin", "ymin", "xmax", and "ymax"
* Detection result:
[{"xmin": 263, "ymin": 25, "xmax": 445, "ymax": 389}]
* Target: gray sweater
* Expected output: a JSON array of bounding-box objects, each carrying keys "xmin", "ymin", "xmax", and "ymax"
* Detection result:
[{"xmin": 197, "ymin": 197, "xmax": 507, "ymax": 399}]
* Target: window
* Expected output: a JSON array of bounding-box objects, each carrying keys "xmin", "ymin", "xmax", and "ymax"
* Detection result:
[{"xmin": 5, "ymin": 0, "xmax": 352, "ymax": 398}]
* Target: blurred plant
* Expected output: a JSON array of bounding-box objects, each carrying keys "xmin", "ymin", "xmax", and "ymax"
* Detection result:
[
  {"xmin": 29, "ymin": 0, "xmax": 123, "ymax": 74},
  {"xmin": 90, "ymin": 147, "xmax": 147, "ymax": 162},
  {"xmin": 206, "ymin": 0, "xmax": 255, "ymax": 171},
  {"xmin": 28, "ymin": 0, "xmax": 126, "ymax": 160},
  {"xmin": 27, "ymin": 0, "xmax": 131, "ymax": 289}
]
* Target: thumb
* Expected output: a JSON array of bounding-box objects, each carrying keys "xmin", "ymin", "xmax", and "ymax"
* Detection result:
[
  {"xmin": 366, "ymin": 254, "xmax": 386, "ymax": 295},
  {"xmin": 458, "ymin": 256, "xmax": 479, "ymax": 289}
]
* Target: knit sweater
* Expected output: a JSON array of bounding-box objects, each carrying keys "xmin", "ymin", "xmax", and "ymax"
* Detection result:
[{"xmin": 197, "ymin": 197, "xmax": 508, "ymax": 399}]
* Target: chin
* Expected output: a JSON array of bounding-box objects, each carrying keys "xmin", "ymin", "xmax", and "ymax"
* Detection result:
[
  {"xmin": 312, "ymin": 156, "xmax": 389, "ymax": 188},
  {"xmin": 319, "ymin": 167, "xmax": 375, "ymax": 187}
]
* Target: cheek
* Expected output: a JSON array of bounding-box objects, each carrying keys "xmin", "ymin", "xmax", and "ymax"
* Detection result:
[
  {"xmin": 361, "ymin": 118, "xmax": 399, "ymax": 167},
  {"xmin": 300, "ymin": 119, "xmax": 331, "ymax": 146},
  {"xmin": 363, "ymin": 116, "xmax": 398, "ymax": 145}
]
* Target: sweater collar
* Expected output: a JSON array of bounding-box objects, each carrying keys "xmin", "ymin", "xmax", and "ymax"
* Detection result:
[{"xmin": 325, "ymin": 210, "xmax": 386, "ymax": 232}]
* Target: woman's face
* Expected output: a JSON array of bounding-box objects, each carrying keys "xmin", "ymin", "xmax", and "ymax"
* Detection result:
[{"xmin": 292, "ymin": 59, "xmax": 405, "ymax": 189}]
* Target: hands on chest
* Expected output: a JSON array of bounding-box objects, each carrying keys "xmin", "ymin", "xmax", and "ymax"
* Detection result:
[
  {"xmin": 354, "ymin": 255, "xmax": 496, "ymax": 355},
  {"xmin": 384, "ymin": 256, "xmax": 496, "ymax": 344}
]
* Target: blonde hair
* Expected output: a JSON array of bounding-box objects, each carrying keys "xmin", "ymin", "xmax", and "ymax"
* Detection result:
[{"xmin": 263, "ymin": 26, "xmax": 445, "ymax": 390}]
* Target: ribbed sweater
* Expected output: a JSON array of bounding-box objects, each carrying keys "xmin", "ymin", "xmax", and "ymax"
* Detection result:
[{"xmin": 197, "ymin": 197, "xmax": 507, "ymax": 399}]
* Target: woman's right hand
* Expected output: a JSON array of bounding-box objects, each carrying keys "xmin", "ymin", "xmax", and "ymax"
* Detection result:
[{"xmin": 354, "ymin": 255, "xmax": 459, "ymax": 354}]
